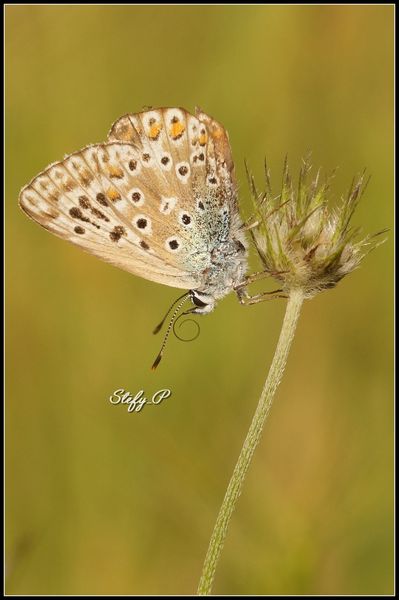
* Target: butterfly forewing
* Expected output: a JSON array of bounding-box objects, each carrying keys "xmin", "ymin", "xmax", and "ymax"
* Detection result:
[{"xmin": 19, "ymin": 142, "xmax": 199, "ymax": 288}]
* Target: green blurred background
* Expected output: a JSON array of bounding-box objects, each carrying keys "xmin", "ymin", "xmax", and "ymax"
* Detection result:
[{"xmin": 6, "ymin": 5, "xmax": 393, "ymax": 595}]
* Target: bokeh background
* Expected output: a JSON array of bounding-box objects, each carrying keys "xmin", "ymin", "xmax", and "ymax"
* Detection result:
[{"xmin": 6, "ymin": 5, "xmax": 393, "ymax": 596}]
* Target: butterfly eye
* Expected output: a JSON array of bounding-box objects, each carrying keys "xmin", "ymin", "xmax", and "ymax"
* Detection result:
[{"xmin": 192, "ymin": 295, "xmax": 208, "ymax": 308}]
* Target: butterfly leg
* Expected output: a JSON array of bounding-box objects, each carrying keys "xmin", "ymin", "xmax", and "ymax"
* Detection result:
[
  {"xmin": 237, "ymin": 269, "xmax": 282, "ymax": 287},
  {"xmin": 235, "ymin": 286, "xmax": 287, "ymax": 306},
  {"xmin": 234, "ymin": 267, "xmax": 286, "ymax": 298}
]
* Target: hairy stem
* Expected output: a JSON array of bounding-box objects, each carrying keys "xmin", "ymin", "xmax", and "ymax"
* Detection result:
[{"xmin": 197, "ymin": 287, "xmax": 305, "ymax": 595}]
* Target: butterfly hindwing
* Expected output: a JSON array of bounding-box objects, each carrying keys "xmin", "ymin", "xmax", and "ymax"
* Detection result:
[{"xmin": 108, "ymin": 108, "xmax": 240, "ymax": 251}]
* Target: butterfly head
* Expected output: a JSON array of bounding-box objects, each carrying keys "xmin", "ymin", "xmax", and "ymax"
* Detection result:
[{"xmin": 190, "ymin": 290, "xmax": 215, "ymax": 314}]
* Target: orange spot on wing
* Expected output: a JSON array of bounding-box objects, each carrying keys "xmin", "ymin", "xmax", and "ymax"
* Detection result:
[
  {"xmin": 107, "ymin": 187, "xmax": 122, "ymax": 202},
  {"xmin": 113, "ymin": 122, "xmax": 135, "ymax": 141},
  {"xmin": 120, "ymin": 129, "xmax": 134, "ymax": 141},
  {"xmin": 212, "ymin": 128, "xmax": 224, "ymax": 139},
  {"xmin": 108, "ymin": 166, "xmax": 124, "ymax": 179},
  {"xmin": 199, "ymin": 132, "xmax": 208, "ymax": 145},
  {"xmin": 149, "ymin": 123, "xmax": 162, "ymax": 139},
  {"xmin": 170, "ymin": 121, "xmax": 185, "ymax": 139}
]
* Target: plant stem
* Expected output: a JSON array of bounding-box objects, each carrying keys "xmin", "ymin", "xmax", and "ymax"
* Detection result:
[{"xmin": 197, "ymin": 287, "xmax": 305, "ymax": 595}]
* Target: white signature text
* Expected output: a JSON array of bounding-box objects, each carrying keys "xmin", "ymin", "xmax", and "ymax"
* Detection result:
[{"xmin": 109, "ymin": 388, "xmax": 172, "ymax": 413}]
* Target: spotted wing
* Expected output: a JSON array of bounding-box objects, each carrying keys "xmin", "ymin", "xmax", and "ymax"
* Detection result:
[
  {"xmin": 19, "ymin": 142, "xmax": 199, "ymax": 289},
  {"xmin": 107, "ymin": 107, "xmax": 243, "ymax": 252},
  {"xmin": 20, "ymin": 108, "xmax": 243, "ymax": 290}
]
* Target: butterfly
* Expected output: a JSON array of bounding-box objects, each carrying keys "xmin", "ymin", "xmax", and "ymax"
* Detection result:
[{"xmin": 19, "ymin": 107, "xmax": 283, "ymax": 367}]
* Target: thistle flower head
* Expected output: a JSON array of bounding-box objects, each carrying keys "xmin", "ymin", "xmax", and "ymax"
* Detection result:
[{"xmin": 247, "ymin": 157, "xmax": 386, "ymax": 298}]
